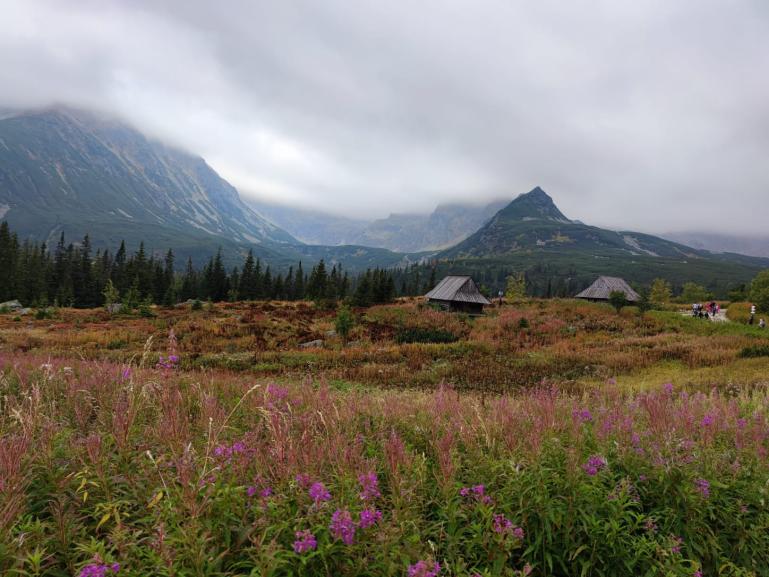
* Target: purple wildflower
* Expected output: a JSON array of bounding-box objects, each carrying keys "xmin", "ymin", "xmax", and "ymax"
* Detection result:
[
  {"xmin": 572, "ymin": 408, "xmax": 592, "ymax": 423},
  {"xmin": 671, "ymin": 535, "xmax": 683, "ymax": 554},
  {"xmin": 309, "ymin": 482, "xmax": 331, "ymax": 504},
  {"xmin": 583, "ymin": 455, "xmax": 607, "ymax": 476},
  {"xmin": 694, "ymin": 571, "xmax": 703, "ymax": 577},
  {"xmin": 359, "ymin": 471, "xmax": 381, "ymax": 500},
  {"xmin": 492, "ymin": 514, "xmax": 524, "ymax": 539},
  {"xmin": 121, "ymin": 367, "xmax": 131, "ymax": 380},
  {"xmin": 663, "ymin": 382, "xmax": 673, "ymax": 394},
  {"xmin": 79, "ymin": 562, "xmax": 120, "ymax": 577},
  {"xmin": 694, "ymin": 478, "xmax": 710, "ymax": 498},
  {"xmin": 358, "ymin": 508, "xmax": 383, "ymax": 529},
  {"xmin": 295, "ymin": 473, "xmax": 312, "ymax": 488},
  {"xmin": 330, "ymin": 509, "xmax": 356, "ymax": 545},
  {"xmin": 408, "ymin": 560, "xmax": 441, "ymax": 577},
  {"xmin": 493, "ymin": 513, "xmax": 513, "ymax": 534},
  {"xmin": 293, "ymin": 529, "xmax": 317, "ymax": 553},
  {"xmin": 459, "ymin": 484, "xmax": 492, "ymax": 505},
  {"xmin": 701, "ymin": 414, "xmax": 715, "ymax": 427}
]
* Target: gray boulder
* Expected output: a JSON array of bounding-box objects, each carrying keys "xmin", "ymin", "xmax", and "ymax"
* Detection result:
[
  {"xmin": 0, "ymin": 300, "xmax": 23, "ymax": 312},
  {"xmin": 299, "ymin": 339, "xmax": 324, "ymax": 349}
]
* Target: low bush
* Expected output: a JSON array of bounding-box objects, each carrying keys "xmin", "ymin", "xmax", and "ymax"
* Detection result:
[
  {"xmin": 739, "ymin": 344, "xmax": 769, "ymax": 358},
  {"xmin": 395, "ymin": 327, "xmax": 459, "ymax": 344},
  {"xmin": 726, "ymin": 302, "xmax": 752, "ymax": 324}
]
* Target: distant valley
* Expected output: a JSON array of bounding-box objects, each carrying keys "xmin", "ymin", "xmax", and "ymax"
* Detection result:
[{"xmin": 247, "ymin": 197, "xmax": 508, "ymax": 253}]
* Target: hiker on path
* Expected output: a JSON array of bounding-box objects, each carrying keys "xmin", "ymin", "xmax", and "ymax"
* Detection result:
[
  {"xmin": 750, "ymin": 304, "xmax": 757, "ymax": 325},
  {"xmin": 760, "ymin": 318, "xmax": 766, "ymax": 329}
]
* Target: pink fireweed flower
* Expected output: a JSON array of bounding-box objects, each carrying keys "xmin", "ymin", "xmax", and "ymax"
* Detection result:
[
  {"xmin": 358, "ymin": 507, "xmax": 382, "ymax": 529},
  {"xmin": 309, "ymin": 482, "xmax": 331, "ymax": 504},
  {"xmin": 663, "ymin": 382, "xmax": 674, "ymax": 394},
  {"xmin": 493, "ymin": 513, "xmax": 513, "ymax": 534},
  {"xmin": 694, "ymin": 571, "xmax": 703, "ymax": 577},
  {"xmin": 156, "ymin": 354, "xmax": 179, "ymax": 370},
  {"xmin": 671, "ymin": 535, "xmax": 684, "ymax": 554},
  {"xmin": 330, "ymin": 509, "xmax": 356, "ymax": 545},
  {"xmin": 694, "ymin": 478, "xmax": 710, "ymax": 498},
  {"xmin": 459, "ymin": 484, "xmax": 493, "ymax": 505},
  {"xmin": 295, "ymin": 473, "xmax": 312, "ymax": 488},
  {"xmin": 266, "ymin": 383, "xmax": 289, "ymax": 401},
  {"xmin": 492, "ymin": 514, "xmax": 524, "ymax": 539},
  {"xmin": 293, "ymin": 529, "xmax": 317, "ymax": 553},
  {"xmin": 79, "ymin": 562, "xmax": 120, "ymax": 577},
  {"xmin": 247, "ymin": 484, "xmax": 273, "ymax": 499},
  {"xmin": 572, "ymin": 408, "xmax": 592, "ymax": 423},
  {"xmin": 408, "ymin": 560, "xmax": 441, "ymax": 577},
  {"xmin": 583, "ymin": 455, "xmax": 607, "ymax": 476},
  {"xmin": 701, "ymin": 414, "xmax": 715, "ymax": 427},
  {"xmin": 359, "ymin": 471, "xmax": 381, "ymax": 500}
]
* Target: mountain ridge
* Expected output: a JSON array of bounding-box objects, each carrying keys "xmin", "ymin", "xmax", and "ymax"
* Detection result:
[{"xmin": 0, "ymin": 107, "xmax": 297, "ymax": 252}]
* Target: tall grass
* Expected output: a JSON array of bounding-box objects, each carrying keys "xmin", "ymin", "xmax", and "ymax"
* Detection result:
[{"xmin": 1, "ymin": 354, "xmax": 768, "ymax": 576}]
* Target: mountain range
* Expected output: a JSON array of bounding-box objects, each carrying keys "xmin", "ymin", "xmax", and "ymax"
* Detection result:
[
  {"xmin": 248, "ymin": 197, "xmax": 507, "ymax": 252},
  {"xmin": 0, "ymin": 106, "xmax": 767, "ymax": 293}
]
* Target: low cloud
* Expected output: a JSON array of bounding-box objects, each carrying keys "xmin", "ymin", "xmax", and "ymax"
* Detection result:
[{"xmin": 1, "ymin": 0, "xmax": 768, "ymax": 232}]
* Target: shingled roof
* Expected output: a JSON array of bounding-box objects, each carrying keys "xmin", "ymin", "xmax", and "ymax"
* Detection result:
[
  {"xmin": 425, "ymin": 276, "xmax": 491, "ymax": 305},
  {"xmin": 575, "ymin": 276, "xmax": 640, "ymax": 302}
]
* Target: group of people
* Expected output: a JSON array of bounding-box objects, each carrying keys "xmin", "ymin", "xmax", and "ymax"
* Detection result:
[
  {"xmin": 690, "ymin": 302, "xmax": 765, "ymax": 328},
  {"xmin": 748, "ymin": 304, "xmax": 766, "ymax": 328},
  {"xmin": 691, "ymin": 301, "xmax": 720, "ymax": 319}
]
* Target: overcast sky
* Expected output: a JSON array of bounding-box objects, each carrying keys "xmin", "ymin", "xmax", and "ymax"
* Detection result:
[{"xmin": 2, "ymin": 0, "xmax": 768, "ymax": 233}]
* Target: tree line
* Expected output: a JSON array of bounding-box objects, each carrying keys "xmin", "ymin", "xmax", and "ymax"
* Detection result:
[{"xmin": 0, "ymin": 222, "xmax": 396, "ymax": 309}]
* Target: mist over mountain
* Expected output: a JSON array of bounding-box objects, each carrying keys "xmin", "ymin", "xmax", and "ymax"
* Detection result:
[
  {"xmin": 662, "ymin": 232, "xmax": 769, "ymax": 259},
  {"xmin": 0, "ymin": 106, "xmax": 767, "ymax": 294},
  {"xmin": 249, "ymin": 197, "xmax": 507, "ymax": 252},
  {"xmin": 0, "ymin": 108, "xmax": 296, "ymax": 256}
]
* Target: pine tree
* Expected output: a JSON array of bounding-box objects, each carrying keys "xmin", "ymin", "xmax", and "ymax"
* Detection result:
[
  {"xmin": 295, "ymin": 261, "xmax": 305, "ymax": 300},
  {"xmin": 240, "ymin": 250, "xmax": 256, "ymax": 300}
]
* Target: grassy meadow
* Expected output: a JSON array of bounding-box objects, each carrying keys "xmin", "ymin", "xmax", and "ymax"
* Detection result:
[{"xmin": 1, "ymin": 299, "xmax": 769, "ymax": 576}]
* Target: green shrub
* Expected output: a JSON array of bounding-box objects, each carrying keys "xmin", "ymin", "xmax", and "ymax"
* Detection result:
[
  {"xmin": 35, "ymin": 308, "xmax": 55, "ymax": 320},
  {"xmin": 739, "ymin": 345, "xmax": 769, "ymax": 358},
  {"xmin": 395, "ymin": 327, "xmax": 458, "ymax": 344}
]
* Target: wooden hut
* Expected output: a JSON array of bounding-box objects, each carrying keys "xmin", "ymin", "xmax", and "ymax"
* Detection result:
[
  {"xmin": 575, "ymin": 276, "xmax": 640, "ymax": 303},
  {"xmin": 425, "ymin": 275, "xmax": 491, "ymax": 314}
]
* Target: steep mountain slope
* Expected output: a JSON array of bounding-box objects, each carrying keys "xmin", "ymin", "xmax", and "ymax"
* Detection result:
[
  {"xmin": 444, "ymin": 187, "xmax": 709, "ymax": 259},
  {"xmin": 437, "ymin": 187, "xmax": 769, "ymax": 296},
  {"xmin": 0, "ymin": 108, "xmax": 297, "ymax": 250},
  {"xmin": 249, "ymin": 196, "xmax": 507, "ymax": 252}
]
